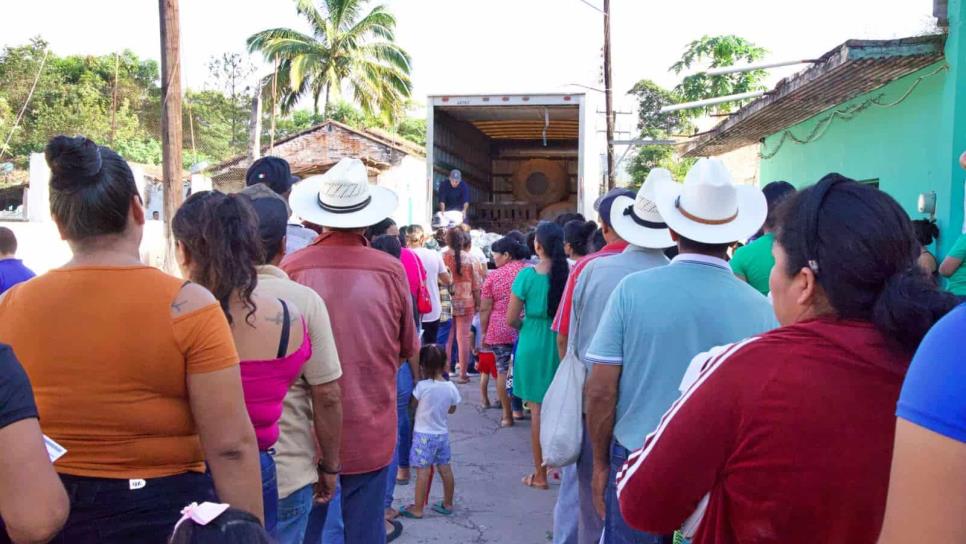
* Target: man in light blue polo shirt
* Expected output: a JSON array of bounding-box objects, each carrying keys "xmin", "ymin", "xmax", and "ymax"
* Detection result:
[
  {"xmin": 585, "ymin": 158, "xmax": 777, "ymax": 544},
  {"xmin": 552, "ymin": 171, "xmax": 675, "ymax": 544}
]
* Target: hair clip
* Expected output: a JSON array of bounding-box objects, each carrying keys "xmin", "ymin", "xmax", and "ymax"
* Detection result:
[
  {"xmin": 173, "ymin": 502, "xmax": 230, "ymax": 532},
  {"xmin": 807, "ymin": 259, "xmax": 820, "ymax": 274}
]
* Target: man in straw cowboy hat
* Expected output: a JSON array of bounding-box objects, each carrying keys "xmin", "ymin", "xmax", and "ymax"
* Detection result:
[
  {"xmin": 553, "ymin": 170, "xmax": 676, "ymax": 544},
  {"xmin": 282, "ymin": 158, "xmax": 419, "ymax": 544},
  {"xmin": 584, "ymin": 158, "xmax": 777, "ymax": 543}
]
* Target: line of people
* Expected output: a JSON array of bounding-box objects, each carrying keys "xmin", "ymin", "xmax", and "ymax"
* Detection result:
[{"xmin": 544, "ymin": 157, "xmax": 965, "ymax": 544}]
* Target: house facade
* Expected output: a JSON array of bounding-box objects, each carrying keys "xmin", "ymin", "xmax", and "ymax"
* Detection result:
[{"xmin": 687, "ymin": 0, "xmax": 966, "ymax": 256}]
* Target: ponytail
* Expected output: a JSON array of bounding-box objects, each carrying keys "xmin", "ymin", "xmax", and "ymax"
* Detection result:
[
  {"xmin": 173, "ymin": 191, "xmax": 262, "ymax": 325},
  {"xmin": 536, "ymin": 221, "xmax": 569, "ymax": 317},
  {"xmin": 777, "ymin": 174, "xmax": 957, "ymax": 354},
  {"xmin": 873, "ymin": 267, "xmax": 958, "ymax": 352},
  {"xmin": 446, "ymin": 227, "xmax": 464, "ymax": 275},
  {"xmin": 563, "ymin": 219, "xmax": 597, "ymax": 258}
]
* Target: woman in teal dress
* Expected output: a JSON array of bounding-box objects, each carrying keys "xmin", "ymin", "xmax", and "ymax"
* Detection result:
[{"xmin": 507, "ymin": 221, "xmax": 569, "ymax": 489}]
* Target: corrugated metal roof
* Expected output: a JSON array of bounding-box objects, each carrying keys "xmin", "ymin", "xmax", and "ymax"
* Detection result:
[{"xmin": 684, "ymin": 35, "xmax": 946, "ymax": 158}]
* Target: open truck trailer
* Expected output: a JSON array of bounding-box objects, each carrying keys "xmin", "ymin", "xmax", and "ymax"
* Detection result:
[{"xmin": 425, "ymin": 93, "xmax": 604, "ymax": 233}]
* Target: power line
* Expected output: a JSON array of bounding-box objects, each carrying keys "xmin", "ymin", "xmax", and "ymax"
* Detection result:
[{"xmin": 0, "ymin": 48, "xmax": 49, "ymax": 161}]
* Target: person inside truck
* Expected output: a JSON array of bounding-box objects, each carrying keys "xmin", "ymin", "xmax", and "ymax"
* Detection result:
[{"xmin": 438, "ymin": 169, "xmax": 470, "ymax": 223}]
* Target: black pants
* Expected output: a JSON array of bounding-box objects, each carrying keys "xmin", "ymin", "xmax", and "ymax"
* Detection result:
[
  {"xmin": 422, "ymin": 319, "xmax": 440, "ymax": 345},
  {"xmin": 52, "ymin": 471, "xmax": 215, "ymax": 544}
]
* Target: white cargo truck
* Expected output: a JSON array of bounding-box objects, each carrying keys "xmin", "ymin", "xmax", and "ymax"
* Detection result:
[{"xmin": 424, "ymin": 93, "xmax": 604, "ymax": 233}]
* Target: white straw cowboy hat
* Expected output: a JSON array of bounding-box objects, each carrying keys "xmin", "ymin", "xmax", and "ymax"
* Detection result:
[
  {"xmin": 654, "ymin": 157, "xmax": 767, "ymax": 245},
  {"xmin": 609, "ymin": 168, "xmax": 675, "ymax": 249},
  {"xmin": 289, "ymin": 158, "xmax": 398, "ymax": 229}
]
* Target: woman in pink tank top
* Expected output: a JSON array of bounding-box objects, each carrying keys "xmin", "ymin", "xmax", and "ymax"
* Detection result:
[{"xmin": 174, "ymin": 190, "xmax": 312, "ymax": 536}]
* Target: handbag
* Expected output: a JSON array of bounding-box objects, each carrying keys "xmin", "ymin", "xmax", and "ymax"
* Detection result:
[
  {"xmin": 415, "ymin": 255, "xmax": 433, "ymax": 315},
  {"xmin": 540, "ymin": 349, "xmax": 585, "ymax": 467}
]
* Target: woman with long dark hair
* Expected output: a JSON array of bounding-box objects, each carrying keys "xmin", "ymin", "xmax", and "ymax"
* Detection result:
[
  {"xmin": 507, "ymin": 221, "xmax": 569, "ymax": 489},
  {"xmin": 615, "ymin": 174, "xmax": 957, "ymax": 543},
  {"xmin": 174, "ymin": 191, "xmax": 311, "ymax": 536},
  {"xmin": 0, "ymin": 136, "xmax": 262, "ymax": 542},
  {"xmin": 480, "ymin": 234, "xmax": 531, "ymax": 426},
  {"xmin": 443, "ymin": 227, "xmax": 481, "ymax": 383}
]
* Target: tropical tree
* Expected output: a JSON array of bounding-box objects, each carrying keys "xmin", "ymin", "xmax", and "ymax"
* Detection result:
[
  {"xmin": 670, "ymin": 35, "xmax": 768, "ymax": 117},
  {"xmin": 247, "ymin": 0, "xmax": 413, "ymax": 123}
]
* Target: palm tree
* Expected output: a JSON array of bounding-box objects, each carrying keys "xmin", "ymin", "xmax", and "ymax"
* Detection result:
[{"xmin": 247, "ymin": 0, "xmax": 413, "ymax": 122}]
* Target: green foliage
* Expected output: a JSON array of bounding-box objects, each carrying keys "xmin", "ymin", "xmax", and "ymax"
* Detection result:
[
  {"xmin": 628, "ymin": 79, "xmax": 692, "ymax": 137},
  {"xmin": 112, "ymin": 137, "xmax": 162, "ymax": 165},
  {"xmin": 396, "ymin": 117, "xmax": 426, "ymax": 147},
  {"xmin": 326, "ymin": 99, "xmax": 369, "ymax": 128},
  {"xmin": 0, "ymin": 38, "xmax": 160, "ymax": 161},
  {"xmin": 627, "ymin": 145, "xmax": 695, "ymax": 190},
  {"xmin": 670, "ymin": 35, "xmax": 768, "ymax": 117},
  {"xmin": 248, "ymin": 0, "xmax": 414, "ymax": 123},
  {"xmin": 185, "ymin": 89, "xmax": 249, "ymax": 160}
]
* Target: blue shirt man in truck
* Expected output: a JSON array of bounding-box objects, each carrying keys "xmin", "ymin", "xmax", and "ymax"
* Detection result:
[{"xmin": 438, "ymin": 169, "xmax": 470, "ymax": 218}]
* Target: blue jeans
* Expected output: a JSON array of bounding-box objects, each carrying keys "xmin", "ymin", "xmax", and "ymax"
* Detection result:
[
  {"xmin": 277, "ymin": 484, "xmax": 314, "ymax": 544},
  {"xmin": 304, "ymin": 468, "xmax": 388, "ymax": 544},
  {"xmin": 386, "ymin": 363, "xmax": 415, "ymax": 508},
  {"xmin": 52, "ymin": 472, "xmax": 215, "ymax": 543},
  {"xmin": 261, "ymin": 450, "xmax": 279, "ymax": 536},
  {"xmin": 302, "ymin": 482, "xmax": 343, "ymax": 544},
  {"xmin": 554, "ymin": 416, "xmax": 603, "ymax": 544},
  {"xmin": 605, "ymin": 443, "xmax": 673, "ymax": 544}
]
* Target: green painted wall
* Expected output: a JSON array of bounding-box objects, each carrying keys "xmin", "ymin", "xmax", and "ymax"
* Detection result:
[
  {"xmin": 761, "ymin": 0, "xmax": 966, "ymax": 258},
  {"xmin": 759, "ymin": 62, "xmax": 953, "ymax": 254}
]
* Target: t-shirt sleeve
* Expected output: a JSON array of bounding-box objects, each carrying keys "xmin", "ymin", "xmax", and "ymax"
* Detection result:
[
  {"xmin": 0, "ymin": 345, "xmax": 38, "ymax": 429},
  {"xmin": 897, "ymin": 304, "xmax": 966, "ymax": 442},
  {"xmin": 461, "ymin": 182, "xmax": 470, "ymax": 205},
  {"xmin": 729, "ymin": 246, "xmax": 749, "ymax": 277},
  {"xmin": 553, "ymin": 267, "xmax": 578, "ymax": 334},
  {"xmin": 585, "ymin": 281, "xmax": 627, "ymax": 366},
  {"xmin": 174, "ymin": 304, "xmax": 240, "ymax": 374},
  {"xmin": 413, "ymin": 380, "xmax": 426, "ymax": 401},
  {"xmin": 511, "ymin": 268, "xmax": 530, "ymax": 300},
  {"xmin": 949, "ymin": 235, "xmax": 966, "ymax": 260},
  {"xmin": 302, "ymin": 293, "xmax": 343, "ymax": 385},
  {"xmin": 481, "ymin": 275, "xmax": 495, "ymax": 300}
]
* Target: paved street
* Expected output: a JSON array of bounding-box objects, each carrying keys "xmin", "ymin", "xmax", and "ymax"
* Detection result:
[{"xmin": 390, "ymin": 378, "xmax": 560, "ymax": 543}]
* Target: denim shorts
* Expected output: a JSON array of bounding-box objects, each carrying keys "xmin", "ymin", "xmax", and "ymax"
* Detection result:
[
  {"xmin": 492, "ymin": 344, "xmax": 514, "ymax": 374},
  {"xmin": 409, "ymin": 431, "xmax": 452, "ymax": 468}
]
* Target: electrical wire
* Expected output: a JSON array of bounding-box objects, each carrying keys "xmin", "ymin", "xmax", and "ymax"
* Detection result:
[{"xmin": 759, "ymin": 63, "xmax": 949, "ymax": 160}]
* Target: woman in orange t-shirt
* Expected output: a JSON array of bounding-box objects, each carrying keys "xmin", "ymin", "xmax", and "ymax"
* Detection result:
[{"xmin": 0, "ymin": 136, "xmax": 263, "ymax": 543}]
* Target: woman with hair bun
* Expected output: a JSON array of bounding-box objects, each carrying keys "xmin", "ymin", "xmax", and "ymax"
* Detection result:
[
  {"xmin": 0, "ymin": 136, "xmax": 263, "ymax": 542},
  {"xmin": 563, "ymin": 219, "xmax": 598, "ymax": 262},
  {"xmin": 173, "ymin": 191, "xmax": 312, "ymax": 536},
  {"xmin": 479, "ymin": 234, "xmax": 530, "ymax": 426},
  {"xmin": 615, "ymin": 173, "xmax": 957, "ymax": 543}
]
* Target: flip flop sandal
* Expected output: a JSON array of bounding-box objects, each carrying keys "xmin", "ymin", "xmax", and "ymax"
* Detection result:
[
  {"xmin": 431, "ymin": 502, "xmax": 454, "ymax": 516},
  {"xmin": 521, "ymin": 473, "xmax": 550, "ymax": 490},
  {"xmin": 399, "ymin": 506, "xmax": 424, "ymax": 519},
  {"xmin": 387, "ymin": 520, "xmax": 403, "ymax": 542},
  {"xmin": 500, "ymin": 418, "xmax": 514, "ymax": 427},
  {"xmin": 395, "ymin": 478, "xmax": 410, "ymax": 486}
]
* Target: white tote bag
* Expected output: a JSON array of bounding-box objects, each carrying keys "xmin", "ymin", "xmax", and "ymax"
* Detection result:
[{"xmin": 540, "ymin": 347, "xmax": 586, "ymax": 467}]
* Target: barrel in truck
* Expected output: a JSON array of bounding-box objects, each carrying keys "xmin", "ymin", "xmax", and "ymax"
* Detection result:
[{"xmin": 425, "ymin": 93, "xmax": 603, "ymax": 233}]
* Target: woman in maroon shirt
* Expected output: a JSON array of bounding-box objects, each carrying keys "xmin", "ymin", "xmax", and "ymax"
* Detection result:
[{"xmin": 615, "ymin": 174, "xmax": 956, "ymax": 544}]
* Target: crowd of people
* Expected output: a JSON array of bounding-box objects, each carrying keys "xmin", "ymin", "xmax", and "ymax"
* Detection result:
[{"xmin": 2, "ymin": 134, "xmax": 966, "ymax": 544}]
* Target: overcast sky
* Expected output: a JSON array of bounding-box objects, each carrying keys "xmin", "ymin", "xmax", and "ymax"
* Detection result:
[{"xmin": 4, "ymin": 0, "xmax": 935, "ymax": 133}]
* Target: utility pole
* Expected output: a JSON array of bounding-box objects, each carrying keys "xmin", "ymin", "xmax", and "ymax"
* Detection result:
[
  {"xmin": 159, "ymin": 0, "xmax": 184, "ymax": 273},
  {"xmin": 603, "ymin": 0, "xmax": 615, "ymax": 189},
  {"xmin": 249, "ymin": 91, "xmax": 263, "ymax": 161}
]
